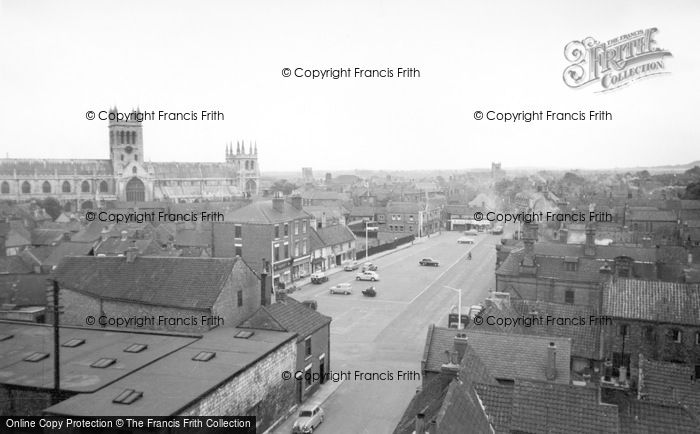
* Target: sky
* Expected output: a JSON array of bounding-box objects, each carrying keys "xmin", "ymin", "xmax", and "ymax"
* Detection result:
[{"xmin": 0, "ymin": 0, "xmax": 699, "ymax": 173}]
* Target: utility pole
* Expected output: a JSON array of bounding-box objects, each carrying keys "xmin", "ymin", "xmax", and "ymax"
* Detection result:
[{"xmin": 49, "ymin": 279, "xmax": 61, "ymax": 404}]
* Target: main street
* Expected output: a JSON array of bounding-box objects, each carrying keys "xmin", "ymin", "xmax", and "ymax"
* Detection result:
[{"xmin": 273, "ymin": 230, "xmax": 499, "ymax": 434}]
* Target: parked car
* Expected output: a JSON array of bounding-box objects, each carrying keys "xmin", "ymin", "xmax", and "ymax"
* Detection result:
[
  {"xmin": 492, "ymin": 225, "xmax": 504, "ymax": 235},
  {"xmin": 343, "ymin": 261, "xmax": 360, "ymax": 271},
  {"xmin": 329, "ymin": 283, "xmax": 353, "ymax": 295},
  {"xmin": 457, "ymin": 236, "xmax": 475, "ymax": 244},
  {"xmin": 292, "ymin": 404, "xmax": 325, "ymax": 433},
  {"xmin": 419, "ymin": 257, "xmax": 440, "ymax": 266},
  {"xmin": 356, "ymin": 271, "xmax": 380, "ymax": 281},
  {"xmin": 310, "ymin": 272, "xmax": 328, "ymax": 284},
  {"xmin": 464, "ymin": 229, "xmax": 478, "ymax": 236},
  {"xmin": 363, "ymin": 262, "xmax": 378, "ymax": 271}
]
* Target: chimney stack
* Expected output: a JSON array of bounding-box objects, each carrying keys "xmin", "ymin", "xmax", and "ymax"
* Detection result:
[
  {"xmin": 260, "ymin": 259, "xmax": 271, "ymax": 306},
  {"xmin": 414, "ymin": 413, "xmax": 426, "ymax": 434},
  {"xmin": 272, "ymin": 193, "xmax": 284, "ymax": 213},
  {"xmin": 545, "ymin": 342, "xmax": 557, "ymax": 381},
  {"xmin": 584, "ymin": 226, "xmax": 596, "ymax": 257},
  {"xmin": 440, "ymin": 350, "xmax": 461, "ymax": 378},
  {"xmin": 290, "ymin": 195, "xmax": 303, "ymax": 211},
  {"xmin": 125, "ymin": 246, "xmax": 139, "ymax": 263},
  {"xmin": 453, "ymin": 333, "xmax": 468, "ymax": 363},
  {"xmin": 121, "ymin": 230, "xmax": 128, "ymax": 242}
]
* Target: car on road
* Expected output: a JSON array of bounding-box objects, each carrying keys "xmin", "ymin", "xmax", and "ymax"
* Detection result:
[
  {"xmin": 464, "ymin": 229, "xmax": 479, "ymax": 236},
  {"xmin": 292, "ymin": 404, "xmax": 325, "ymax": 433},
  {"xmin": 343, "ymin": 261, "xmax": 360, "ymax": 271},
  {"xmin": 310, "ymin": 272, "xmax": 328, "ymax": 284},
  {"xmin": 362, "ymin": 262, "xmax": 378, "ymax": 271},
  {"xmin": 329, "ymin": 283, "xmax": 353, "ymax": 295},
  {"xmin": 356, "ymin": 271, "xmax": 380, "ymax": 281},
  {"xmin": 492, "ymin": 225, "xmax": 504, "ymax": 235},
  {"xmin": 457, "ymin": 236, "xmax": 475, "ymax": 244},
  {"xmin": 419, "ymin": 257, "xmax": 440, "ymax": 266}
]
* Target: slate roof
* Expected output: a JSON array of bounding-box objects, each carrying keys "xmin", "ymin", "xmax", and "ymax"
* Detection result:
[
  {"xmin": 627, "ymin": 208, "xmax": 677, "ymax": 222},
  {"xmin": 510, "ymin": 380, "xmax": 619, "ymax": 433},
  {"xmin": 533, "ymin": 242, "xmax": 658, "ymax": 263},
  {"xmin": 638, "ymin": 355, "xmax": 700, "ymax": 418},
  {"xmin": 348, "ymin": 206, "xmax": 378, "ymax": 217},
  {"xmin": 94, "ymin": 238, "xmax": 161, "ymax": 256},
  {"xmin": 386, "ymin": 201, "xmax": 422, "ymax": 214},
  {"xmin": 423, "ymin": 326, "xmax": 571, "ymax": 384},
  {"xmin": 472, "ymin": 299, "xmax": 602, "ymax": 360},
  {"xmin": 41, "ymin": 242, "xmax": 94, "ymax": 268},
  {"xmin": 52, "ymin": 256, "xmax": 240, "ymax": 310},
  {"xmin": 603, "ymin": 279, "xmax": 700, "ymax": 325},
  {"xmin": 0, "ymin": 256, "xmax": 32, "ymax": 274},
  {"xmin": 238, "ymin": 297, "xmax": 331, "ymax": 341},
  {"xmin": 393, "ymin": 374, "xmax": 494, "ymax": 434},
  {"xmin": 309, "ymin": 228, "xmax": 324, "ymax": 252},
  {"xmin": 149, "ymin": 162, "xmax": 237, "ymax": 179},
  {"xmin": 174, "ymin": 229, "xmax": 211, "ymax": 247},
  {"xmin": 223, "ymin": 200, "xmax": 312, "ymax": 224},
  {"xmin": 316, "ymin": 225, "xmax": 355, "ymax": 247},
  {"xmin": 71, "ymin": 220, "xmax": 110, "ymax": 243},
  {"xmin": 0, "ymin": 158, "xmax": 113, "ymax": 176}
]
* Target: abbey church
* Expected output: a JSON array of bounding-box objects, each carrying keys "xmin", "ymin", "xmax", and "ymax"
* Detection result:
[{"xmin": 0, "ymin": 108, "xmax": 260, "ymax": 210}]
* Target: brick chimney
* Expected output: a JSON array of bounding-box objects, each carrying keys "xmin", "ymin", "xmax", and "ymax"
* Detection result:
[
  {"xmin": 260, "ymin": 258, "xmax": 271, "ymax": 306},
  {"xmin": 414, "ymin": 413, "xmax": 426, "ymax": 434},
  {"xmin": 272, "ymin": 193, "xmax": 284, "ymax": 213},
  {"xmin": 545, "ymin": 342, "xmax": 557, "ymax": 381},
  {"xmin": 584, "ymin": 226, "xmax": 596, "ymax": 257},
  {"xmin": 290, "ymin": 195, "xmax": 303, "ymax": 211},
  {"xmin": 453, "ymin": 333, "xmax": 468, "ymax": 363},
  {"xmin": 125, "ymin": 246, "xmax": 139, "ymax": 263},
  {"xmin": 440, "ymin": 350, "xmax": 461, "ymax": 378},
  {"xmin": 120, "ymin": 230, "xmax": 128, "ymax": 242}
]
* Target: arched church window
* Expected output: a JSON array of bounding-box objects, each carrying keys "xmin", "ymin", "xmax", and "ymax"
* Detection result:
[
  {"xmin": 62, "ymin": 181, "xmax": 71, "ymax": 192},
  {"xmin": 250, "ymin": 161, "xmax": 255, "ymax": 170},
  {"xmin": 109, "ymin": 131, "xmax": 114, "ymax": 145},
  {"xmin": 81, "ymin": 181, "xmax": 90, "ymax": 193},
  {"xmin": 132, "ymin": 131, "xmax": 137, "ymax": 143},
  {"xmin": 120, "ymin": 131, "xmax": 125, "ymax": 144},
  {"xmin": 42, "ymin": 181, "xmax": 51, "ymax": 193},
  {"xmin": 134, "ymin": 154, "xmax": 138, "ymax": 162},
  {"xmin": 21, "ymin": 181, "xmax": 31, "ymax": 193},
  {"xmin": 121, "ymin": 154, "xmax": 124, "ymax": 161},
  {"xmin": 1, "ymin": 181, "xmax": 9, "ymax": 194},
  {"xmin": 99, "ymin": 180, "xmax": 108, "ymax": 193},
  {"xmin": 132, "ymin": 167, "xmax": 137, "ymax": 174}
]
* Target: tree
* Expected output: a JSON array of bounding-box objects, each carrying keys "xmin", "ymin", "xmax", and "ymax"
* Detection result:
[
  {"xmin": 682, "ymin": 182, "xmax": 700, "ymax": 200},
  {"xmin": 39, "ymin": 197, "xmax": 62, "ymax": 219},
  {"xmin": 271, "ymin": 179, "xmax": 298, "ymax": 195}
]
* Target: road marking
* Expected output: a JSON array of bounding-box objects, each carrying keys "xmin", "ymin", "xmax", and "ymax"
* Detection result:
[{"xmin": 408, "ymin": 247, "xmax": 474, "ymax": 305}]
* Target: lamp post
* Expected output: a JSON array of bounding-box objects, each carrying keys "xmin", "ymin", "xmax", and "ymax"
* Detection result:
[{"xmin": 444, "ymin": 285, "xmax": 463, "ymax": 329}]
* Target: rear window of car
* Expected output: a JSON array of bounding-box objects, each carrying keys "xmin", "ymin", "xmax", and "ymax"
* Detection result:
[{"xmin": 299, "ymin": 410, "xmax": 313, "ymax": 417}]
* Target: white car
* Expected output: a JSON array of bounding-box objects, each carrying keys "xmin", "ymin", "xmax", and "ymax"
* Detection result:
[
  {"xmin": 292, "ymin": 404, "xmax": 325, "ymax": 433},
  {"xmin": 329, "ymin": 283, "xmax": 353, "ymax": 295},
  {"xmin": 343, "ymin": 261, "xmax": 360, "ymax": 271},
  {"xmin": 356, "ymin": 271, "xmax": 380, "ymax": 281}
]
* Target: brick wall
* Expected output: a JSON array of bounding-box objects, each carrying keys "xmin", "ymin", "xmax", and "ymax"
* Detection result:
[
  {"xmin": 179, "ymin": 338, "xmax": 296, "ymax": 432},
  {"xmin": 295, "ymin": 325, "xmax": 330, "ymax": 402},
  {"xmin": 0, "ymin": 386, "xmax": 69, "ymax": 416},
  {"xmin": 602, "ymin": 319, "xmax": 700, "ymax": 380},
  {"xmin": 496, "ymin": 275, "xmax": 602, "ymax": 309}
]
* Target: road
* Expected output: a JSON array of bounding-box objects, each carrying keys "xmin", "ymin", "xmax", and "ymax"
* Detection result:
[{"xmin": 273, "ymin": 230, "xmax": 499, "ymax": 434}]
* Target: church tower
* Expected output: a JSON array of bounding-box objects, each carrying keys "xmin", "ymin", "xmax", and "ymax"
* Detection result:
[
  {"xmin": 109, "ymin": 107, "xmax": 144, "ymax": 172},
  {"xmin": 228, "ymin": 140, "xmax": 259, "ymax": 196}
]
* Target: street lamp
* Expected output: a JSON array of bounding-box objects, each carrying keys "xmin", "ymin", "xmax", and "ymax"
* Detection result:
[{"xmin": 444, "ymin": 285, "xmax": 464, "ymax": 329}]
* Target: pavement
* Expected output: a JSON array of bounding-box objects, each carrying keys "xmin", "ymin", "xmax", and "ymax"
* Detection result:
[{"xmin": 269, "ymin": 230, "xmax": 499, "ymax": 434}]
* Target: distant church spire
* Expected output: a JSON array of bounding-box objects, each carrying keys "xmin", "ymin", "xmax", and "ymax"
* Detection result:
[
  {"xmin": 248, "ymin": 143, "xmax": 252, "ymax": 155},
  {"xmin": 254, "ymin": 142, "xmax": 258, "ymax": 155}
]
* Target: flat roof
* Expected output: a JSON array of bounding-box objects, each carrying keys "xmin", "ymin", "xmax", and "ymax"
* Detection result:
[
  {"xmin": 45, "ymin": 326, "xmax": 296, "ymax": 416},
  {"xmin": 0, "ymin": 321, "xmax": 198, "ymax": 393}
]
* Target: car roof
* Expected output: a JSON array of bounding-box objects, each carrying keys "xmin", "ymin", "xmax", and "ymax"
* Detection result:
[{"xmin": 300, "ymin": 404, "xmax": 320, "ymax": 411}]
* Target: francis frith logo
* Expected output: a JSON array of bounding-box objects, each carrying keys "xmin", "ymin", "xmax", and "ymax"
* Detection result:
[{"xmin": 563, "ymin": 28, "xmax": 672, "ymax": 92}]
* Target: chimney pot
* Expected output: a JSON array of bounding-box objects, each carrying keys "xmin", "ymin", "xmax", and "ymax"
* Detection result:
[
  {"xmin": 453, "ymin": 333, "xmax": 468, "ymax": 363},
  {"xmin": 272, "ymin": 195, "xmax": 284, "ymax": 213},
  {"xmin": 125, "ymin": 246, "xmax": 139, "ymax": 263}
]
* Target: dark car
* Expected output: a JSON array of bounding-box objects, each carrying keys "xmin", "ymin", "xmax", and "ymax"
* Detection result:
[{"xmin": 419, "ymin": 257, "xmax": 440, "ymax": 266}]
